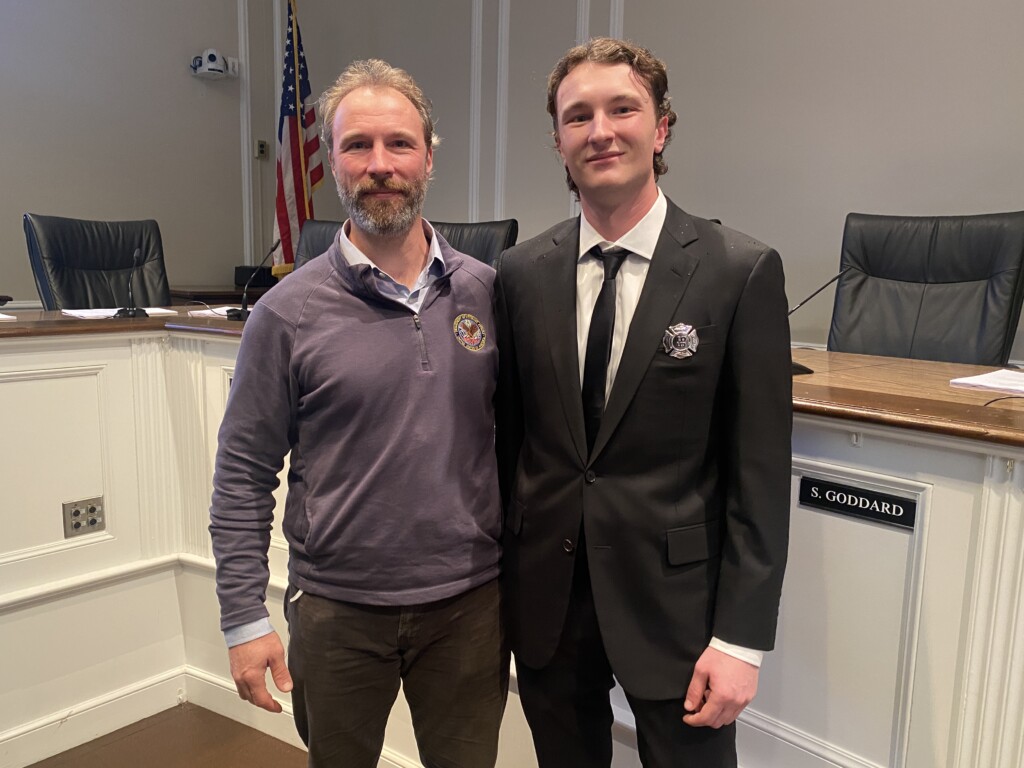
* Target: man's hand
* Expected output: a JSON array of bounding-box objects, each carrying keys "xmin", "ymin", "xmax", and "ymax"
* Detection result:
[
  {"xmin": 682, "ymin": 646, "xmax": 759, "ymax": 728},
  {"xmin": 228, "ymin": 632, "xmax": 293, "ymax": 713}
]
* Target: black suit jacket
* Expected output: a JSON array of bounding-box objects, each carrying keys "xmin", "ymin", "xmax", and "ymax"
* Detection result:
[{"xmin": 494, "ymin": 200, "xmax": 792, "ymax": 700}]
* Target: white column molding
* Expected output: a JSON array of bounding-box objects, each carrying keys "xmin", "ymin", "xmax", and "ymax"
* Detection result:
[
  {"xmin": 238, "ymin": 0, "xmax": 256, "ymax": 266},
  {"xmin": 567, "ymin": 0, "xmax": 588, "ymax": 221},
  {"xmin": 609, "ymin": 0, "xmax": 624, "ymax": 39},
  {"xmin": 468, "ymin": 0, "xmax": 483, "ymax": 222},
  {"xmin": 576, "ymin": 0, "xmax": 590, "ymax": 44},
  {"xmin": 164, "ymin": 336, "xmax": 214, "ymax": 559},
  {"xmin": 493, "ymin": 0, "xmax": 510, "ymax": 219},
  {"xmin": 132, "ymin": 336, "xmax": 182, "ymax": 558},
  {"xmin": 952, "ymin": 456, "xmax": 1024, "ymax": 768}
]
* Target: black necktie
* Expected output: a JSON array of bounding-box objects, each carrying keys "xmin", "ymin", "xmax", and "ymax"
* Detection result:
[{"xmin": 582, "ymin": 246, "xmax": 627, "ymax": 455}]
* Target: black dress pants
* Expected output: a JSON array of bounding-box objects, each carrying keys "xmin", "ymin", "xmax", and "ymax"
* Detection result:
[{"xmin": 515, "ymin": 545, "xmax": 736, "ymax": 768}]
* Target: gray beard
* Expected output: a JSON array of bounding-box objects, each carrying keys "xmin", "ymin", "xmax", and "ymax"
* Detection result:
[{"xmin": 338, "ymin": 177, "xmax": 429, "ymax": 238}]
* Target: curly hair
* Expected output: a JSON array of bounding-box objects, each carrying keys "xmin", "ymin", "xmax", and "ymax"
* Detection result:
[{"xmin": 546, "ymin": 38, "xmax": 677, "ymax": 195}]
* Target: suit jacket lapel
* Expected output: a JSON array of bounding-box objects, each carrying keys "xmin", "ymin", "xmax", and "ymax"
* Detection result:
[
  {"xmin": 538, "ymin": 226, "xmax": 588, "ymax": 463},
  {"xmin": 591, "ymin": 204, "xmax": 701, "ymax": 460}
]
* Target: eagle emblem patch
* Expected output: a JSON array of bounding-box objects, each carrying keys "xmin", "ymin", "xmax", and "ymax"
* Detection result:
[{"xmin": 453, "ymin": 313, "xmax": 486, "ymax": 351}]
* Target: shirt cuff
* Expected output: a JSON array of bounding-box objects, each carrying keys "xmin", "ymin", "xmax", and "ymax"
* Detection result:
[
  {"xmin": 223, "ymin": 618, "xmax": 274, "ymax": 648},
  {"xmin": 709, "ymin": 636, "xmax": 763, "ymax": 668}
]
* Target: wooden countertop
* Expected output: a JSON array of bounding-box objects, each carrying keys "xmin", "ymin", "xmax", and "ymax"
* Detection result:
[
  {"xmin": 165, "ymin": 316, "xmax": 245, "ymax": 337},
  {"xmin": 792, "ymin": 348, "xmax": 1024, "ymax": 446},
  {"xmin": 0, "ymin": 310, "xmax": 171, "ymax": 338},
  {"xmin": 4, "ymin": 313, "xmax": 1024, "ymax": 447},
  {"xmin": 0, "ymin": 310, "xmax": 244, "ymax": 339}
]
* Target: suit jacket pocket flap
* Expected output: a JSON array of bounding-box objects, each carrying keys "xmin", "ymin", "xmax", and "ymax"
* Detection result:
[{"xmin": 666, "ymin": 523, "xmax": 710, "ymax": 566}]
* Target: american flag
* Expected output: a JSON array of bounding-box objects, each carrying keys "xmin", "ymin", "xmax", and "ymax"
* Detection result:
[{"xmin": 273, "ymin": 0, "xmax": 324, "ymax": 266}]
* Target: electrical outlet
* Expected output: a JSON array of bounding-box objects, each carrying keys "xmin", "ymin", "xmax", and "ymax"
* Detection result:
[
  {"xmin": 226, "ymin": 57, "xmax": 240, "ymax": 77},
  {"xmin": 63, "ymin": 496, "xmax": 105, "ymax": 538},
  {"xmin": 255, "ymin": 139, "xmax": 269, "ymax": 160}
]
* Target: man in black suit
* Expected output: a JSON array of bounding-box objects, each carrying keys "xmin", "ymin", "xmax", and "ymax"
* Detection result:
[{"xmin": 494, "ymin": 38, "xmax": 792, "ymax": 767}]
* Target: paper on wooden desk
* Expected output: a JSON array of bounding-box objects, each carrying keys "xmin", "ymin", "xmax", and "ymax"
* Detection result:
[
  {"xmin": 61, "ymin": 308, "xmax": 178, "ymax": 319},
  {"xmin": 950, "ymin": 369, "xmax": 1024, "ymax": 393}
]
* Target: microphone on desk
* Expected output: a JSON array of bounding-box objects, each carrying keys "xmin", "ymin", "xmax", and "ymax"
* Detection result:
[
  {"xmin": 114, "ymin": 248, "xmax": 148, "ymax": 319},
  {"xmin": 228, "ymin": 238, "xmax": 281, "ymax": 322},
  {"xmin": 787, "ymin": 266, "xmax": 853, "ymax": 376}
]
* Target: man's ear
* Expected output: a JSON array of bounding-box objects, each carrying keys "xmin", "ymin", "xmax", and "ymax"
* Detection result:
[
  {"xmin": 654, "ymin": 115, "xmax": 669, "ymax": 154},
  {"xmin": 553, "ymin": 131, "xmax": 565, "ymax": 161}
]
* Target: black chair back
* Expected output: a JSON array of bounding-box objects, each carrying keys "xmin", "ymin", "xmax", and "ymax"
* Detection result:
[
  {"xmin": 294, "ymin": 220, "xmax": 345, "ymax": 270},
  {"xmin": 23, "ymin": 213, "xmax": 171, "ymax": 310},
  {"xmin": 827, "ymin": 211, "xmax": 1024, "ymax": 365},
  {"xmin": 432, "ymin": 219, "xmax": 518, "ymax": 267},
  {"xmin": 293, "ymin": 219, "xmax": 519, "ymax": 270}
]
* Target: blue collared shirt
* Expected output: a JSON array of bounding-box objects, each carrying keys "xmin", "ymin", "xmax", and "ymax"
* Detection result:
[{"xmin": 338, "ymin": 219, "xmax": 446, "ymax": 313}]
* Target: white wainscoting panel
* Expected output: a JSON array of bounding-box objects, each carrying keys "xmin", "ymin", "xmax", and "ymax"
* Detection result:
[
  {"xmin": 0, "ymin": 567, "xmax": 184, "ymax": 766},
  {"xmin": 0, "ymin": 337, "xmax": 144, "ymax": 593},
  {"xmin": 744, "ymin": 459, "xmax": 926, "ymax": 768}
]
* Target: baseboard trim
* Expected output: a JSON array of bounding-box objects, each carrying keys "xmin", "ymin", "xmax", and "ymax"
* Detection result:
[
  {"xmin": 182, "ymin": 666, "xmax": 305, "ymax": 751},
  {"xmin": 0, "ymin": 667, "xmax": 186, "ymax": 768},
  {"xmin": 740, "ymin": 707, "xmax": 883, "ymax": 768},
  {"xmin": 183, "ymin": 666, "xmax": 419, "ymax": 767}
]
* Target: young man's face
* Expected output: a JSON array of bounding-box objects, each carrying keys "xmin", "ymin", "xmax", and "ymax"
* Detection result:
[
  {"xmin": 329, "ymin": 86, "xmax": 433, "ymax": 237},
  {"xmin": 554, "ymin": 61, "xmax": 668, "ymax": 208}
]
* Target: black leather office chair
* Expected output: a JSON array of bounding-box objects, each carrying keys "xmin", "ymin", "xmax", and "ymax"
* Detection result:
[
  {"xmin": 293, "ymin": 218, "xmax": 519, "ymax": 270},
  {"xmin": 294, "ymin": 219, "xmax": 345, "ymax": 270},
  {"xmin": 433, "ymin": 219, "xmax": 519, "ymax": 267},
  {"xmin": 827, "ymin": 211, "xmax": 1024, "ymax": 366},
  {"xmin": 23, "ymin": 213, "xmax": 171, "ymax": 310}
]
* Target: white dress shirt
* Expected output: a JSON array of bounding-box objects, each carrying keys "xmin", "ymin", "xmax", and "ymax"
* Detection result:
[{"xmin": 575, "ymin": 189, "xmax": 763, "ymax": 669}]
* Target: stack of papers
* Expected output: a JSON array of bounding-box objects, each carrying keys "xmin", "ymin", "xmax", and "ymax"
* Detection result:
[
  {"xmin": 950, "ymin": 370, "xmax": 1024, "ymax": 394},
  {"xmin": 187, "ymin": 306, "xmax": 238, "ymax": 318},
  {"xmin": 61, "ymin": 308, "xmax": 179, "ymax": 319}
]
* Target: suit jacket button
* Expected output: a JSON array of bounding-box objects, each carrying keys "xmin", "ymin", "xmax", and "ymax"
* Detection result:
[
  {"xmin": 585, "ymin": 470, "xmax": 596, "ymax": 484},
  {"xmin": 562, "ymin": 538, "xmax": 575, "ymax": 553}
]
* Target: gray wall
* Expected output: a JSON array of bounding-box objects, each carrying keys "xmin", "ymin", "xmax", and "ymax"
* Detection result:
[
  {"xmin": 631, "ymin": 0, "xmax": 1024, "ymax": 348},
  {"xmin": 0, "ymin": 1, "xmax": 245, "ymax": 300},
  {"xmin": 3, "ymin": 0, "xmax": 1023, "ymax": 353}
]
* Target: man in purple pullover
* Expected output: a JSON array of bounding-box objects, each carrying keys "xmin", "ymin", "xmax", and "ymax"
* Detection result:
[{"xmin": 210, "ymin": 60, "xmax": 505, "ymax": 768}]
